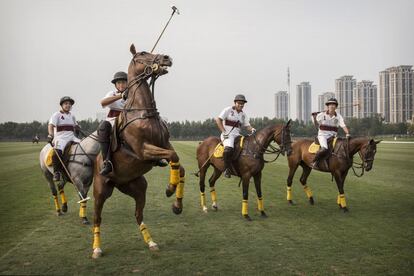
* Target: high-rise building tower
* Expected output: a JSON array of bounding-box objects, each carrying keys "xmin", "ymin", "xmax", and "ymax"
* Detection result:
[
  {"xmin": 296, "ymin": 82, "xmax": 312, "ymax": 124},
  {"xmin": 335, "ymin": 75, "xmax": 356, "ymax": 119},
  {"xmin": 353, "ymin": 80, "xmax": 377, "ymax": 118},
  {"xmin": 274, "ymin": 91, "xmax": 289, "ymax": 120}
]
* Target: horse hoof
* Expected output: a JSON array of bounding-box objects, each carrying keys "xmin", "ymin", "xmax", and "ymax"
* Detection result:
[
  {"xmin": 56, "ymin": 211, "xmax": 64, "ymax": 216},
  {"xmin": 62, "ymin": 203, "xmax": 68, "ymax": 213},
  {"xmin": 212, "ymin": 203, "xmax": 218, "ymax": 211},
  {"xmin": 288, "ymin": 200, "xmax": 295, "ymax": 205},
  {"xmin": 260, "ymin": 211, "xmax": 268, "ymax": 218},
  {"xmin": 243, "ymin": 215, "xmax": 252, "ymax": 221},
  {"xmin": 202, "ymin": 206, "xmax": 208, "ymax": 213},
  {"xmin": 338, "ymin": 205, "xmax": 343, "ymax": 209},
  {"xmin": 92, "ymin": 248, "xmax": 102, "ymax": 259},
  {"xmin": 148, "ymin": 241, "xmax": 159, "ymax": 251},
  {"xmin": 165, "ymin": 186, "xmax": 175, "ymax": 198},
  {"xmin": 342, "ymin": 207, "xmax": 349, "ymax": 213},
  {"xmin": 81, "ymin": 217, "xmax": 90, "ymax": 225},
  {"xmin": 172, "ymin": 204, "xmax": 182, "ymax": 215},
  {"xmin": 309, "ymin": 197, "xmax": 315, "ymax": 205}
]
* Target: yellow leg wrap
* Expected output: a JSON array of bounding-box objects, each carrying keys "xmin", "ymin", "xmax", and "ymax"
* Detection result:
[
  {"xmin": 257, "ymin": 197, "xmax": 264, "ymax": 211},
  {"xmin": 339, "ymin": 194, "xmax": 347, "ymax": 208},
  {"xmin": 287, "ymin": 186, "xmax": 293, "ymax": 201},
  {"xmin": 242, "ymin": 200, "xmax": 248, "ymax": 216},
  {"xmin": 139, "ymin": 223, "xmax": 153, "ymax": 244},
  {"xmin": 176, "ymin": 177, "xmax": 185, "ymax": 199},
  {"xmin": 200, "ymin": 192, "xmax": 206, "ymax": 207},
  {"xmin": 53, "ymin": 195, "xmax": 60, "ymax": 212},
  {"xmin": 169, "ymin": 162, "xmax": 180, "ymax": 187},
  {"xmin": 337, "ymin": 194, "xmax": 341, "ymax": 205},
  {"xmin": 210, "ymin": 189, "xmax": 217, "ymax": 202},
  {"xmin": 59, "ymin": 189, "xmax": 67, "ymax": 205},
  {"xmin": 79, "ymin": 202, "xmax": 87, "ymax": 218},
  {"xmin": 93, "ymin": 226, "xmax": 101, "ymax": 249},
  {"xmin": 303, "ymin": 186, "xmax": 313, "ymax": 199}
]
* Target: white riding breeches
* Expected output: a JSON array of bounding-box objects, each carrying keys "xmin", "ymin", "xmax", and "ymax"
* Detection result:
[{"xmin": 220, "ymin": 133, "xmax": 238, "ymax": 148}]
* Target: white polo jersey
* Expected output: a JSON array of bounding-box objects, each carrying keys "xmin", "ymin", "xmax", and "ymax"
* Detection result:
[
  {"xmin": 316, "ymin": 111, "xmax": 346, "ymax": 136},
  {"xmin": 218, "ymin": 106, "xmax": 250, "ymax": 136},
  {"xmin": 49, "ymin": 111, "xmax": 77, "ymax": 141},
  {"xmin": 102, "ymin": 91, "xmax": 125, "ymax": 120}
]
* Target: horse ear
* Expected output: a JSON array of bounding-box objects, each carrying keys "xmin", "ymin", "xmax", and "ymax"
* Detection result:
[
  {"xmin": 130, "ymin": 44, "xmax": 137, "ymax": 55},
  {"xmin": 369, "ymin": 139, "xmax": 375, "ymax": 145},
  {"xmin": 375, "ymin": 140, "xmax": 382, "ymax": 144},
  {"xmin": 286, "ymin": 119, "xmax": 291, "ymax": 126}
]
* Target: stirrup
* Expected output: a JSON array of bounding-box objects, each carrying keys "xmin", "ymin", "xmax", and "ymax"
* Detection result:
[{"xmin": 100, "ymin": 160, "xmax": 113, "ymax": 175}]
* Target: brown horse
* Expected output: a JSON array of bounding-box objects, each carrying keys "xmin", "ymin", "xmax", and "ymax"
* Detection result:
[
  {"xmin": 91, "ymin": 44, "xmax": 185, "ymax": 258},
  {"xmin": 286, "ymin": 137, "xmax": 381, "ymax": 212},
  {"xmin": 196, "ymin": 121, "xmax": 292, "ymax": 220}
]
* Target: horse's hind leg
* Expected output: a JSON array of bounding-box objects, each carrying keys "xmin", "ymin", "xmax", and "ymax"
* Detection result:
[
  {"xmin": 117, "ymin": 176, "xmax": 159, "ymax": 251},
  {"xmin": 91, "ymin": 175, "xmax": 114, "ymax": 259},
  {"xmin": 198, "ymin": 163, "xmax": 209, "ymax": 213},
  {"xmin": 286, "ymin": 160, "xmax": 299, "ymax": 205},
  {"xmin": 44, "ymin": 170, "xmax": 63, "ymax": 216},
  {"xmin": 209, "ymin": 167, "xmax": 222, "ymax": 211},
  {"xmin": 253, "ymin": 172, "xmax": 266, "ymax": 217},
  {"xmin": 299, "ymin": 164, "xmax": 314, "ymax": 205},
  {"xmin": 56, "ymin": 180, "xmax": 68, "ymax": 213}
]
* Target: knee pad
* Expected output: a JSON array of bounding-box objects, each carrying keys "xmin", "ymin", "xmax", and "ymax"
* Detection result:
[{"xmin": 97, "ymin": 121, "xmax": 112, "ymax": 142}]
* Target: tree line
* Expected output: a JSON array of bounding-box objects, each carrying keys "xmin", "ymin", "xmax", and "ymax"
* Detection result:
[{"xmin": 0, "ymin": 115, "xmax": 412, "ymax": 141}]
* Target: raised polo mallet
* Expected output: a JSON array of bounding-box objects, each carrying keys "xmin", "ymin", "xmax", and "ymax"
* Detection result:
[{"xmin": 150, "ymin": 5, "xmax": 180, "ymax": 53}]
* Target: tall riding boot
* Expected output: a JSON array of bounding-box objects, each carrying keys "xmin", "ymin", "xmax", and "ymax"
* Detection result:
[
  {"xmin": 52, "ymin": 149, "xmax": 63, "ymax": 181},
  {"xmin": 98, "ymin": 121, "xmax": 113, "ymax": 176},
  {"xmin": 223, "ymin": 147, "xmax": 234, "ymax": 178},
  {"xmin": 311, "ymin": 147, "xmax": 328, "ymax": 168}
]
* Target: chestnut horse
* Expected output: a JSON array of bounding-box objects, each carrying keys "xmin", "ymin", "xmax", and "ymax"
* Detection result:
[
  {"xmin": 91, "ymin": 45, "xmax": 185, "ymax": 258},
  {"xmin": 286, "ymin": 137, "xmax": 380, "ymax": 212},
  {"xmin": 196, "ymin": 121, "xmax": 292, "ymax": 220}
]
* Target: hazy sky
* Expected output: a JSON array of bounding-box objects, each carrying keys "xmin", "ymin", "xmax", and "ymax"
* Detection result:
[{"xmin": 1, "ymin": 0, "xmax": 413, "ymax": 123}]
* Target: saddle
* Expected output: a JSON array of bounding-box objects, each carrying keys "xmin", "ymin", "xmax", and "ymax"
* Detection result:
[
  {"xmin": 308, "ymin": 136, "xmax": 338, "ymax": 154},
  {"xmin": 110, "ymin": 116, "xmax": 123, "ymax": 152},
  {"xmin": 45, "ymin": 141, "xmax": 77, "ymax": 167},
  {"xmin": 213, "ymin": 136, "xmax": 245, "ymax": 160}
]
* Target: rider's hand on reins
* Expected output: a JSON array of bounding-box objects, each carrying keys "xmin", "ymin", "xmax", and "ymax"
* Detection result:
[{"xmin": 47, "ymin": 134, "xmax": 54, "ymax": 146}]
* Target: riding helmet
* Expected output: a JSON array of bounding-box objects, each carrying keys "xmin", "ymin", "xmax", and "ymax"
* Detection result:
[
  {"xmin": 325, "ymin": 98, "xmax": 338, "ymax": 106},
  {"xmin": 111, "ymin": 71, "xmax": 128, "ymax": 84},
  {"xmin": 234, "ymin": 94, "xmax": 247, "ymax": 103},
  {"xmin": 60, "ymin": 96, "xmax": 75, "ymax": 106}
]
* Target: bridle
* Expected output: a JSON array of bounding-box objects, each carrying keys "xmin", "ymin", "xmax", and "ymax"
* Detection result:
[
  {"xmin": 252, "ymin": 124, "xmax": 291, "ymax": 163},
  {"xmin": 119, "ymin": 52, "xmax": 169, "ymax": 133},
  {"xmin": 350, "ymin": 141, "xmax": 376, "ymax": 177}
]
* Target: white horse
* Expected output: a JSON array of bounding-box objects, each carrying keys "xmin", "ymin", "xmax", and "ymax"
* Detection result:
[{"xmin": 39, "ymin": 133, "xmax": 100, "ymax": 224}]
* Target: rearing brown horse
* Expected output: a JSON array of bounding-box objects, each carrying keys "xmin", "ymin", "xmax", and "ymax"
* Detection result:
[
  {"xmin": 92, "ymin": 44, "xmax": 185, "ymax": 258},
  {"xmin": 196, "ymin": 121, "xmax": 292, "ymax": 220},
  {"xmin": 286, "ymin": 137, "xmax": 380, "ymax": 212}
]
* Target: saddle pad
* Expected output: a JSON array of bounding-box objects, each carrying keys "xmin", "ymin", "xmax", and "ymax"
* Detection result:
[
  {"xmin": 45, "ymin": 148, "xmax": 54, "ymax": 167},
  {"xmin": 308, "ymin": 137, "xmax": 337, "ymax": 154},
  {"xmin": 213, "ymin": 136, "xmax": 245, "ymax": 158}
]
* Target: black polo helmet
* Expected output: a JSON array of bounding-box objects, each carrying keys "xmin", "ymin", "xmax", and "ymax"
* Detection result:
[
  {"xmin": 111, "ymin": 71, "xmax": 127, "ymax": 84},
  {"xmin": 325, "ymin": 98, "xmax": 338, "ymax": 107},
  {"xmin": 60, "ymin": 96, "xmax": 75, "ymax": 106},
  {"xmin": 234, "ymin": 94, "xmax": 247, "ymax": 103}
]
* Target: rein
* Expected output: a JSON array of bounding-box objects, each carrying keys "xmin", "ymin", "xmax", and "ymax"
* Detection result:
[{"xmin": 252, "ymin": 127, "xmax": 286, "ymax": 163}]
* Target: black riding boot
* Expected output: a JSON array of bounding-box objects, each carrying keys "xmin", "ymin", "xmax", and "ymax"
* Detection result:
[
  {"xmin": 98, "ymin": 121, "xmax": 113, "ymax": 176},
  {"xmin": 52, "ymin": 149, "xmax": 63, "ymax": 181},
  {"xmin": 311, "ymin": 147, "xmax": 328, "ymax": 168},
  {"xmin": 223, "ymin": 147, "xmax": 234, "ymax": 178}
]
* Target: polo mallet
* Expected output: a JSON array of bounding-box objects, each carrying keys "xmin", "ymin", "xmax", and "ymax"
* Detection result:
[
  {"xmin": 51, "ymin": 146, "xmax": 90, "ymax": 203},
  {"xmin": 150, "ymin": 5, "xmax": 180, "ymax": 53}
]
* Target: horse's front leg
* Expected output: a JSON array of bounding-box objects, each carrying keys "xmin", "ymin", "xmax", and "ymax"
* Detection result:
[
  {"xmin": 253, "ymin": 172, "xmax": 266, "ymax": 217},
  {"xmin": 117, "ymin": 176, "xmax": 159, "ymax": 251},
  {"xmin": 334, "ymin": 170, "xmax": 349, "ymax": 212},
  {"xmin": 142, "ymin": 142, "xmax": 185, "ymax": 215},
  {"xmin": 241, "ymin": 174, "xmax": 252, "ymax": 221}
]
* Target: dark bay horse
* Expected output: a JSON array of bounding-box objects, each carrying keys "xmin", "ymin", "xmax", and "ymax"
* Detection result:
[
  {"xmin": 196, "ymin": 121, "xmax": 292, "ymax": 220},
  {"xmin": 286, "ymin": 137, "xmax": 380, "ymax": 212},
  {"xmin": 92, "ymin": 44, "xmax": 185, "ymax": 258}
]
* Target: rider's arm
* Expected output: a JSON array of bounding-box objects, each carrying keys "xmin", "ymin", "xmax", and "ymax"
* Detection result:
[
  {"xmin": 342, "ymin": 126, "xmax": 350, "ymax": 135},
  {"xmin": 338, "ymin": 114, "xmax": 350, "ymax": 136},
  {"xmin": 101, "ymin": 93, "xmax": 122, "ymax": 108},
  {"xmin": 215, "ymin": 117, "xmax": 226, "ymax": 133},
  {"xmin": 48, "ymin": 124, "xmax": 55, "ymax": 136}
]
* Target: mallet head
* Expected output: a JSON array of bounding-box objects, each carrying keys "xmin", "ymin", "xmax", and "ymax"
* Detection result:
[{"xmin": 171, "ymin": 5, "xmax": 180, "ymax": 15}]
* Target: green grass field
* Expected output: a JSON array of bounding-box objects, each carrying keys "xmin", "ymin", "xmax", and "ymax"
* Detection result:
[{"xmin": 0, "ymin": 141, "xmax": 413, "ymax": 275}]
